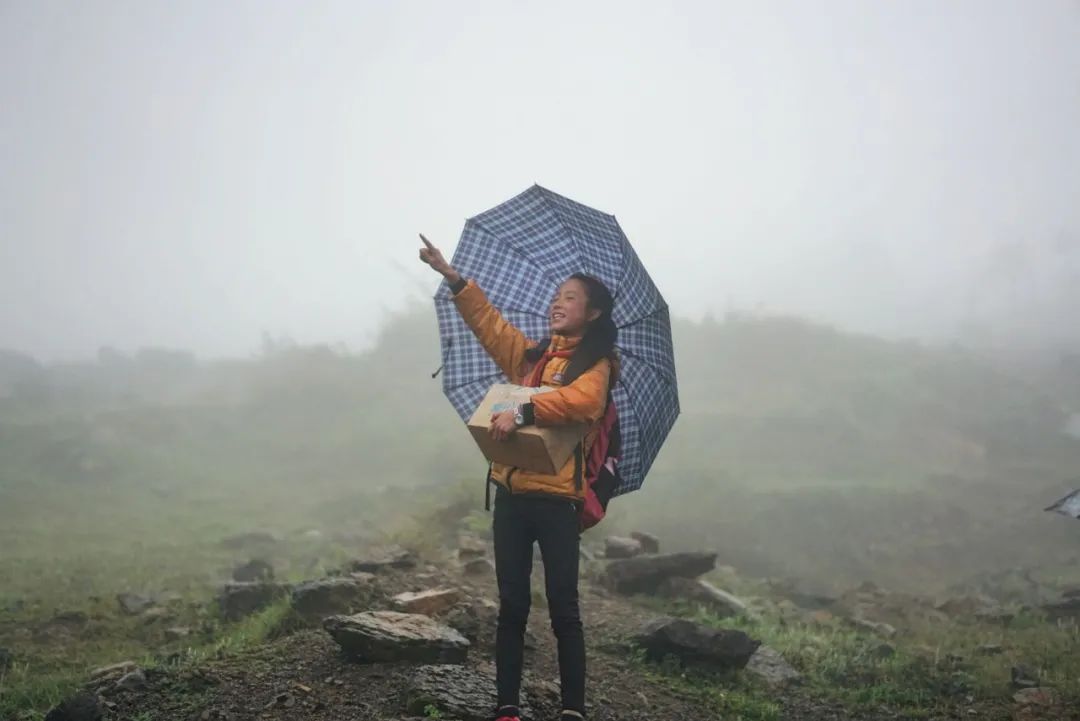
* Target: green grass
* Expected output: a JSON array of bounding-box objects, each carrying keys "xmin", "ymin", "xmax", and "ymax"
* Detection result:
[{"xmin": 632, "ymin": 595, "xmax": 1080, "ymax": 718}]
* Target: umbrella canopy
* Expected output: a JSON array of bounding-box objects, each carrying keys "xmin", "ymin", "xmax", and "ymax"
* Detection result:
[
  {"xmin": 434, "ymin": 184, "xmax": 678, "ymax": 495},
  {"xmin": 1046, "ymin": 488, "xmax": 1080, "ymax": 519}
]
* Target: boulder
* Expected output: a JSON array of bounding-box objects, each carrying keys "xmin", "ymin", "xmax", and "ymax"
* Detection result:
[
  {"xmin": 404, "ymin": 664, "xmax": 531, "ymax": 721},
  {"xmin": 633, "ymin": 617, "xmax": 759, "ymax": 669},
  {"xmin": 604, "ymin": 536, "xmax": 644, "ymax": 559},
  {"xmin": 219, "ymin": 581, "xmax": 289, "ymax": 621},
  {"xmin": 323, "ymin": 611, "xmax": 469, "ymax": 664},
  {"xmin": 232, "ymin": 559, "xmax": 274, "ymax": 583},
  {"xmin": 348, "ymin": 545, "xmax": 416, "ymax": 573},
  {"xmin": 630, "ymin": 531, "xmax": 661, "ymax": 554},
  {"xmin": 603, "ymin": 552, "xmax": 717, "ymax": 594},
  {"xmin": 392, "ymin": 588, "xmax": 464, "ymax": 616},
  {"xmin": 657, "ymin": 578, "xmax": 747, "ymax": 617},
  {"xmin": 745, "ymin": 646, "xmax": 802, "ymax": 687},
  {"xmin": 291, "ymin": 578, "xmax": 366, "ymax": 620}
]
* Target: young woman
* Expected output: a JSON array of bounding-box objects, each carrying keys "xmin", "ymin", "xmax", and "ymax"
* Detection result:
[{"xmin": 420, "ymin": 236, "xmax": 618, "ymax": 721}]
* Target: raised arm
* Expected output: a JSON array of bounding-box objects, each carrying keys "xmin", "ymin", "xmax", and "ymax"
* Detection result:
[{"xmin": 419, "ymin": 233, "xmax": 531, "ymax": 381}]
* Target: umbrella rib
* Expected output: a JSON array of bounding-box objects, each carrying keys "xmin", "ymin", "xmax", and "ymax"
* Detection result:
[
  {"xmin": 616, "ymin": 302, "xmax": 671, "ymax": 330},
  {"xmin": 615, "ymin": 345, "xmax": 676, "ymax": 386},
  {"xmin": 468, "ymin": 216, "xmax": 568, "ymax": 293}
]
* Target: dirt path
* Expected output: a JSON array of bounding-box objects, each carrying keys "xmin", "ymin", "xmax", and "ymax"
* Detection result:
[{"xmin": 94, "ymin": 553, "xmax": 971, "ymax": 721}]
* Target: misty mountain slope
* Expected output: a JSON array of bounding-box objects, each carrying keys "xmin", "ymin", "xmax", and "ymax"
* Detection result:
[{"xmin": 1, "ymin": 307, "xmax": 1078, "ymax": 597}]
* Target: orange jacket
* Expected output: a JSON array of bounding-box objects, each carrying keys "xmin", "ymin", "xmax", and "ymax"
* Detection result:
[{"xmin": 453, "ymin": 280, "xmax": 612, "ymax": 500}]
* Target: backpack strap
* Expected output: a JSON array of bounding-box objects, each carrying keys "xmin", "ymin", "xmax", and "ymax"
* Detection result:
[{"xmin": 484, "ymin": 463, "xmax": 494, "ymax": 511}]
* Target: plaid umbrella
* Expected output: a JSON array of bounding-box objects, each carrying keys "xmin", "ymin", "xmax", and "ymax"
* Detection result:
[
  {"xmin": 1046, "ymin": 488, "xmax": 1080, "ymax": 519},
  {"xmin": 434, "ymin": 184, "xmax": 678, "ymax": 495}
]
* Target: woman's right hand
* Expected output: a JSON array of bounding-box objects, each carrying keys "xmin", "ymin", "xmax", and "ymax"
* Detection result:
[{"xmin": 418, "ymin": 234, "xmax": 461, "ymax": 284}]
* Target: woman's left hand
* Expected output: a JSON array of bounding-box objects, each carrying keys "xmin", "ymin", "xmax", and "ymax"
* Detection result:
[{"xmin": 489, "ymin": 410, "xmax": 518, "ymax": 441}]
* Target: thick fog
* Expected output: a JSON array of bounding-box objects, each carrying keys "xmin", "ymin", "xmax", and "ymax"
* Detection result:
[{"xmin": 2, "ymin": 0, "xmax": 1079, "ymax": 360}]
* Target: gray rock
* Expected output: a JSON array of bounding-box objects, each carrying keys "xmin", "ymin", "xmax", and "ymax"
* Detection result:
[
  {"xmin": 745, "ymin": 645, "xmax": 802, "ymax": 687},
  {"xmin": 605, "ymin": 536, "xmax": 645, "ymax": 559},
  {"xmin": 323, "ymin": 611, "xmax": 469, "ymax": 664},
  {"xmin": 404, "ymin": 664, "xmax": 531, "ymax": 721},
  {"xmin": 219, "ymin": 581, "xmax": 289, "ymax": 621},
  {"xmin": 88, "ymin": 661, "xmax": 138, "ymax": 683},
  {"xmin": 232, "ymin": 559, "xmax": 274, "ymax": 583},
  {"xmin": 658, "ymin": 577, "xmax": 747, "ymax": 617},
  {"xmin": 291, "ymin": 578, "xmax": 366, "ymax": 620},
  {"xmin": 114, "ymin": 669, "xmax": 147, "ymax": 692},
  {"xmin": 579, "ymin": 546, "xmax": 597, "ymax": 562},
  {"xmin": 164, "ymin": 627, "xmax": 191, "ymax": 642},
  {"xmin": 1011, "ymin": 664, "xmax": 1040, "ymax": 690},
  {"xmin": 633, "ymin": 617, "xmax": 760, "ymax": 669},
  {"xmin": 630, "ymin": 531, "xmax": 661, "ymax": 554},
  {"xmin": 457, "ymin": 536, "xmax": 487, "ymax": 562},
  {"xmin": 850, "ymin": 617, "xmax": 897, "ymax": 638},
  {"xmin": 392, "ymin": 588, "xmax": 464, "ymax": 616},
  {"xmin": 219, "ymin": 530, "xmax": 281, "ymax": 550},
  {"xmin": 463, "ymin": 558, "xmax": 495, "ymax": 577},
  {"xmin": 116, "ymin": 593, "xmax": 154, "ymax": 616},
  {"xmin": 1042, "ymin": 596, "xmax": 1080, "ymax": 621},
  {"xmin": 348, "ymin": 545, "xmax": 416, "ymax": 573},
  {"xmin": 44, "ymin": 691, "xmax": 103, "ymax": 721},
  {"xmin": 1013, "ymin": 687, "xmax": 1058, "ymax": 707},
  {"xmin": 604, "ymin": 552, "xmax": 717, "ymax": 594},
  {"xmin": 444, "ymin": 599, "xmax": 498, "ymax": 645}
]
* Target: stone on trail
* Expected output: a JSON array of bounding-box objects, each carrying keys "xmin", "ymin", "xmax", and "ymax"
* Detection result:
[
  {"xmin": 657, "ymin": 577, "xmax": 748, "ymax": 617},
  {"xmin": 603, "ymin": 551, "xmax": 717, "ymax": 594},
  {"xmin": 392, "ymin": 588, "xmax": 464, "ymax": 616},
  {"xmin": 348, "ymin": 544, "xmax": 417, "ymax": 573},
  {"xmin": 630, "ymin": 531, "xmax": 661, "ymax": 554},
  {"xmin": 745, "ymin": 645, "xmax": 803, "ymax": 687},
  {"xmin": 219, "ymin": 581, "xmax": 290, "ymax": 621},
  {"xmin": 232, "ymin": 558, "xmax": 275, "ymax": 582},
  {"xmin": 633, "ymin": 616, "xmax": 760, "ymax": 669},
  {"xmin": 463, "ymin": 558, "xmax": 495, "ymax": 577},
  {"xmin": 405, "ymin": 664, "xmax": 531, "ymax": 721},
  {"xmin": 164, "ymin": 626, "xmax": 191, "ymax": 642},
  {"xmin": 291, "ymin": 577, "xmax": 367, "ymax": 620},
  {"xmin": 323, "ymin": 611, "xmax": 469, "ymax": 664},
  {"xmin": 88, "ymin": 661, "xmax": 138, "ymax": 683},
  {"xmin": 604, "ymin": 536, "xmax": 644, "ymax": 559}
]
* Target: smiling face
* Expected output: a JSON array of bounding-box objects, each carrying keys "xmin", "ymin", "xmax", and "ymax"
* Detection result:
[{"xmin": 549, "ymin": 278, "xmax": 600, "ymax": 337}]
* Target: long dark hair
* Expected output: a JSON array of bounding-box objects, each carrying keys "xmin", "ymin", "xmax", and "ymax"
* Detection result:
[{"xmin": 526, "ymin": 273, "xmax": 618, "ymax": 385}]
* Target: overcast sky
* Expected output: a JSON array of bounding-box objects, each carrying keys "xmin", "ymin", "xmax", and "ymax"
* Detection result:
[{"xmin": 2, "ymin": 0, "xmax": 1078, "ymax": 360}]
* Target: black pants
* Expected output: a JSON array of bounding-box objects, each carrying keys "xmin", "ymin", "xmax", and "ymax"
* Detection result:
[{"xmin": 493, "ymin": 485, "xmax": 585, "ymax": 715}]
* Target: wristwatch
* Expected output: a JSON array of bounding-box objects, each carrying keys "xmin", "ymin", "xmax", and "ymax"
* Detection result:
[{"xmin": 513, "ymin": 403, "xmax": 525, "ymax": 427}]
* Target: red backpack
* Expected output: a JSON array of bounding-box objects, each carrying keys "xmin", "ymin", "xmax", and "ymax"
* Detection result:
[{"xmin": 578, "ymin": 390, "xmax": 621, "ymax": 531}]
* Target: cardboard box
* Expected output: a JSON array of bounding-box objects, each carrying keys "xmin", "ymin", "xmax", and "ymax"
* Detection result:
[{"xmin": 467, "ymin": 384, "xmax": 586, "ymax": 475}]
